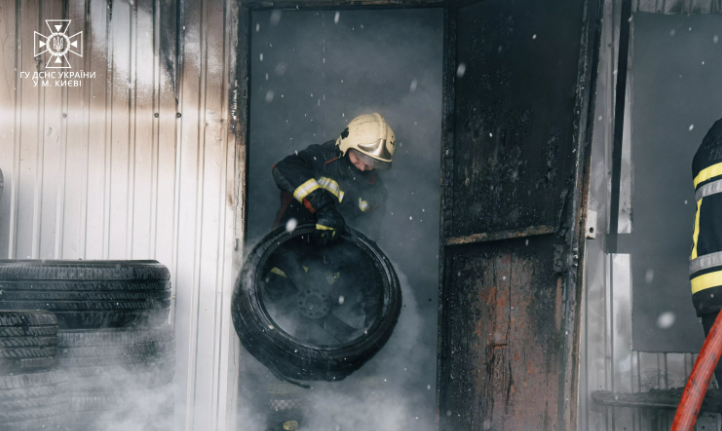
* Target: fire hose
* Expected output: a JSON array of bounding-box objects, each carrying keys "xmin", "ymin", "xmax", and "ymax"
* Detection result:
[{"xmin": 671, "ymin": 311, "xmax": 722, "ymax": 430}]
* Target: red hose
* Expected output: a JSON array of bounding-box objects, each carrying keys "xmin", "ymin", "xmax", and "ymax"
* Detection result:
[{"xmin": 671, "ymin": 310, "xmax": 722, "ymax": 430}]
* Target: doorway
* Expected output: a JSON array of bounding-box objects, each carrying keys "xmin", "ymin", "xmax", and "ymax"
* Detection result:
[{"xmin": 240, "ymin": 8, "xmax": 443, "ymax": 430}]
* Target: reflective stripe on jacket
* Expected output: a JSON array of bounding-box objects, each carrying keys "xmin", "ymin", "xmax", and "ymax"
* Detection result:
[
  {"xmin": 691, "ymin": 118, "xmax": 722, "ymax": 315},
  {"xmin": 271, "ymin": 140, "xmax": 387, "ymax": 240}
]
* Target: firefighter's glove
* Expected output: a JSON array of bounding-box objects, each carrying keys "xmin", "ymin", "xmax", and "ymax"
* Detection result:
[{"xmin": 314, "ymin": 204, "xmax": 345, "ymax": 246}]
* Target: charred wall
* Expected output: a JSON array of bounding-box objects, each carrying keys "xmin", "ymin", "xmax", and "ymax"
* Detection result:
[{"xmin": 437, "ymin": 0, "xmax": 601, "ymax": 429}]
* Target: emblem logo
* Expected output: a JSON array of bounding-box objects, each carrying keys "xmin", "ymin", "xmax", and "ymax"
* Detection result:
[{"xmin": 34, "ymin": 20, "xmax": 83, "ymax": 69}]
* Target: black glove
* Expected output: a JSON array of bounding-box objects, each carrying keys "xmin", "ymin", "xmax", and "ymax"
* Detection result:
[{"xmin": 314, "ymin": 204, "xmax": 345, "ymax": 245}]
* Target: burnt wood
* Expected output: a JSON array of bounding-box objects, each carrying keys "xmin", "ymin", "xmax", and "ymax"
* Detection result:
[{"xmin": 437, "ymin": 0, "xmax": 602, "ymax": 429}]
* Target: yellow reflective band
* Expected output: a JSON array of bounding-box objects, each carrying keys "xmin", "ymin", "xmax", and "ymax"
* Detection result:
[
  {"xmin": 694, "ymin": 162, "xmax": 722, "ymax": 189},
  {"xmin": 692, "ymin": 198, "xmax": 702, "ymax": 260},
  {"xmin": 293, "ymin": 179, "xmax": 321, "ymax": 203},
  {"xmin": 317, "ymin": 177, "xmax": 344, "ymax": 202},
  {"xmin": 358, "ymin": 197, "xmax": 369, "ymax": 212},
  {"xmin": 316, "ymin": 224, "xmax": 335, "ymax": 231},
  {"xmin": 691, "ymin": 270, "xmax": 722, "ymax": 294},
  {"xmin": 270, "ymin": 267, "xmax": 287, "ymax": 278},
  {"xmin": 302, "ymin": 266, "xmax": 309, "ymax": 273}
]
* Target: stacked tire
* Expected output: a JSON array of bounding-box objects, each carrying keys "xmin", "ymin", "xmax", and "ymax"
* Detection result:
[
  {"xmin": 0, "ymin": 260, "xmax": 175, "ymax": 431},
  {"xmin": 0, "ymin": 260, "xmax": 171, "ymax": 329},
  {"xmin": 0, "ymin": 310, "xmax": 70, "ymax": 430},
  {"xmin": 59, "ymin": 325, "xmax": 175, "ymax": 430}
]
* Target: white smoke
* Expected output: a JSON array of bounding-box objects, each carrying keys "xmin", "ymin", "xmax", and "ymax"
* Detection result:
[
  {"xmin": 103, "ymin": 383, "xmax": 176, "ymax": 431},
  {"xmin": 236, "ymin": 267, "xmax": 435, "ymax": 431}
]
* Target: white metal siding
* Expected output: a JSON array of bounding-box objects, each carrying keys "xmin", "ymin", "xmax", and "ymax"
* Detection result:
[{"xmin": 0, "ymin": 0, "xmax": 244, "ymax": 429}]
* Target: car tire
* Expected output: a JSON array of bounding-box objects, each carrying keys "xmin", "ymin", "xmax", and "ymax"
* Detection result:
[
  {"xmin": 0, "ymin": 311, "xmax": 69, "ymax": 430},
  {"xmin": 0, "ymin": 261, "xmax": 171, "ymax": 329},
  {"xmin": 231, "ymin": 224, "xmax": 401, "ymax": 383},
  {"xmin": 0, "ymin": 311, "xmax": 59, "ymax": 374}
]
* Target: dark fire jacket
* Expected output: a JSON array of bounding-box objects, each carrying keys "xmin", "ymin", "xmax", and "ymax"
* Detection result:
[
  {"xmin": 271, "ymin": 140, "xmax": 388, "ymax": 241},
  {"xmin": 691, "ymin": 118, "xmax": 722, "ymax": 316}
]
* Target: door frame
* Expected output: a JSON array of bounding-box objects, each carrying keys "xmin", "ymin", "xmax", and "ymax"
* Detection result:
[{"xmin": 228, "ymin": 1, "xmax": 602, "ymax": 430}]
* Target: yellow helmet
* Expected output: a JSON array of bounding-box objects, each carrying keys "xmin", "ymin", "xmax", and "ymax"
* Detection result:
[{"xmin": 335, "ymin": 113, "xmax": 396, "ymax": 171}]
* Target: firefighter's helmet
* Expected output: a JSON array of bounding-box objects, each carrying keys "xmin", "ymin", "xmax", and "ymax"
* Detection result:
[{"xmin": 335, "ymin": 113, "xmax": 396, "ymax": 171}]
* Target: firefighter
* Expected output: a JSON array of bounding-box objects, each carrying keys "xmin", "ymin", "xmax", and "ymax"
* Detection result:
[
  {"xmin": 271, "ymin": 112, "xmax": 394, "ymax": 242},
  {"xmin": 261, "ymin": 112, "xmax": 396, "ymax": 431},
  {"xmin": 690, "ymin": 117, "xmax": 722, "ymax": 406}
]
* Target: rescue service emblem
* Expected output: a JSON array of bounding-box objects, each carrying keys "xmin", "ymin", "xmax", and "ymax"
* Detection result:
[{"xmin": 34, "ymin": 20, "xmax": 83, "ymax": 69}]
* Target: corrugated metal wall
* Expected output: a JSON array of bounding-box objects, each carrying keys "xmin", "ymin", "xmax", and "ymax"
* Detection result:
[
  {"xmin": 579, "ymin": 0, "xmax": 721, "ymax": 430},
  {"xmin": 0, "ymin": 0, "xmax": 246, "ymax": 429}
]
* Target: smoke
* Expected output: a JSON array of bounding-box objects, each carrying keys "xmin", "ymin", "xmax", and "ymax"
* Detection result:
[
  {"xmin": 56, "ymin": 325, "xmax": 177, "ymax": 431},
  {"xmin": 103, "ymin": 384, "xmax": 176, "ymax": 431},
  {"xmin": 302, "ymin": 269, "xmax": 433, "ymax": 431},
  {"xmin": 237, "ymin": 268, "xmax": 435, "ymax": 431}
]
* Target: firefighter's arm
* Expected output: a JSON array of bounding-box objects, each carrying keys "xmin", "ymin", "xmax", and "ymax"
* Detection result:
[
  {"xmin": 271, "ymin": 144, "xmax": 336, "ymax": 213},
  {"xmin": 272, "ymin": 145, "xmax": 344, "ymax": 243}
]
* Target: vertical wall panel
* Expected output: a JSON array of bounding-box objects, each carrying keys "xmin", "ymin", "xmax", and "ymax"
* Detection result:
[
  {"xmin": 0, "ymin": 0, "xmax": 243, "ymax": 429},
  {"xmin": 61, "ymin": 0, "xmax": 90, "ymax": 258},
  {"xmin": 15, "ymin": 0, "xmax": 42, "ymax": 260},
  {"xmin": 108, "ymin": 0, "xmax": 131, "ymax": 259},
  {"xmin": 152, "ymin": 0, "xmax": 178, "ymax": 275},
  {"xmin": 222, "ymin": 4, "xmax": 245, "ymax": 430},
  {"xmin": 189, "ymin": 0, "xmax": 230, "ymax": 428},
  {"xmin": 40, "ymin": 0, "xmax": 65, "ymax": 260},
  {"xmin": 129, "ymin": 0, "xmax": 156, "ymax": 259},
  {"xmin": 84, "ymin": 0, "xmax": 110, "ymax": 259},
  {"xmin": 0, "ymin": 0, "xmax": 17, "ymax": 257},
  {"xmin": 174, "ymin": 0, "xmax": 203, "ymax": 426}
]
